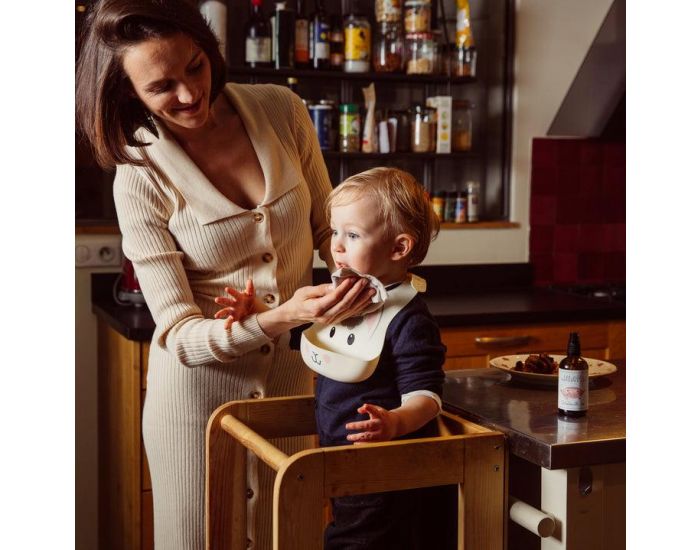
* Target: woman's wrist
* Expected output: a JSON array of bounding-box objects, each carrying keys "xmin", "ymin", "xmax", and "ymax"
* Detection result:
[{"xmin": 256, "ymin": 302, "xmax": 299, "ymax": 338}]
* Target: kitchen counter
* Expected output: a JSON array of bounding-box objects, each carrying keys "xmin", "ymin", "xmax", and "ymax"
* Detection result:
[
  {"xmin": 91, "ymin": 271, "xmax": 624, "ymax": 342},
  {"xmin": 443, "ymin": 363, "xmax": 626, "ymax": 469}
]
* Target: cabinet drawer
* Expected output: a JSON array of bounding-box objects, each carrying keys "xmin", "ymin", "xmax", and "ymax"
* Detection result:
[{"xmin": 441, "ymin": 321, "xmax": 611, "ymax": 358}]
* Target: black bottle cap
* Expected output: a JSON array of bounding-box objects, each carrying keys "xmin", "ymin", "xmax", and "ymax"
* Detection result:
[{"xmin": 567, "ymin": 332, "xmax": 581, "ymax": 356}]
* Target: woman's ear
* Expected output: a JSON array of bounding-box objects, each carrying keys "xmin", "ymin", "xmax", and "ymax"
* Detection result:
[{"xmin": 391, "ymin": 234, "xmax": 414, "ymax": 261}]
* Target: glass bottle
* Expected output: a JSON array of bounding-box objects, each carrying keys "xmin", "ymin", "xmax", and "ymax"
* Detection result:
[
  {"xmin": 310, "ymin": 0, "xmax": 330, "ymax": 69},
  {"xmin": 405, "ymin": 32, "xmax": 437, "ymax": 74},
  {"xmin": 272, "ymin": 2, "xmax": 295, "ymax": 69},
  {"xmin": 454, "ymin": 0, "xmax": 477, "ymax": 77},
  {"xmin": 466, "ymin": 180, "xmax": 479, "ymax": 222},
  {"xmin": 343, "ymin": 4, "xmax": 371, "ymax": 73},
  {"xmin": 329, "ymin": 15, "xmax": 344, "ymax": 70},
  {"xmin": 245, "ymin": 0, "xmax": 272, "ymax": 68},
  {"xmin": 294, "ymin": 0, "xmax": 310, "ymax": 67},
  {"xmin": 373, "ymin": 21, "xmax": 403, "ymax": 73},
  {"xmin": 558, "ymin": 332, "xmax": 589, "ymax": 418}
]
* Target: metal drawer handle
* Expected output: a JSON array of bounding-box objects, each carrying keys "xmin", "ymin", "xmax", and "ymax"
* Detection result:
[{"xmin": 474, "ymin": 335, "xmax": 531, "ymax": 347}]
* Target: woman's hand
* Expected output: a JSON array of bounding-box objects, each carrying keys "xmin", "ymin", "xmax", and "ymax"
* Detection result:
[
  {"xmin": 345, "ymin": 403, "xmax": 400, "ymax": 443},
  {"xmin": 256, "ymin": 277, "xmax": 376, "ymax": 338},
  {"xmin": 214, "ymin": 279, "xmax": 256, "ymax": 330}
]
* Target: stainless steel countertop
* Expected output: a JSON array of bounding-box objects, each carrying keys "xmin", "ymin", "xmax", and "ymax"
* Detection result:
[{"xmin": 443, "ymin": 363, "xmax": 626, "ymax": 469}]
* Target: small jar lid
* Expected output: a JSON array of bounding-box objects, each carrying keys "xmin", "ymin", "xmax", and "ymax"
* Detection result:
[
  {"xmin": 308, "ymin": 103, "xmax": 333, "ymax": 110},
  {"xmin": 404, "ymin": 0, "xmax": 432, "ymax": 7},
  {"xmin": 340, "ymin": 103, "xmax": 359, "ymax": 113},
  {"xmin": 319, "ymin": 99, "xmax": 336, "ymax": 106}
]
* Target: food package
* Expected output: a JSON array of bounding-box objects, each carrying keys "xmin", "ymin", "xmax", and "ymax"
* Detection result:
[
  {"xmin": 362, "ymin": 83, "xmax": 378, "ymax": 153},
  {"xmin": 426, "ymin": 96, "xmax": 452, "ymax": 154},
  {"xmin": 456, "ymin": 0, "xmax": 475, "ymax": 48}
]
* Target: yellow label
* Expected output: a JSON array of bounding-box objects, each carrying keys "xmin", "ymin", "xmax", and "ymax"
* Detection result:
[{"xmin": 344, "ymin": 27, "xmax": 371, "ymax": 61}]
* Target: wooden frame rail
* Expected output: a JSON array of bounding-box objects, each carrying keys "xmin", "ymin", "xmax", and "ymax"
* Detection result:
[{"xmin": 206, "ymin": 395, "xmax": 506, "ymax": 550}]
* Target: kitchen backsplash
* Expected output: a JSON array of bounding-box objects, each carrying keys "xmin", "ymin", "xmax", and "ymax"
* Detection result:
[{"xmin": 529, "ymin": 137, "xmax": 625, "ymax": 286}]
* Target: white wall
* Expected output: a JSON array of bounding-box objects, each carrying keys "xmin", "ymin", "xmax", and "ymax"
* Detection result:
[{"xmin": 421, "ymin": 0, "xmax": 615, "ymax": 265}]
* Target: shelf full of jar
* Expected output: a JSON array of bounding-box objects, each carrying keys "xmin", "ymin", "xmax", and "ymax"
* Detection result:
[
  {"xmin": 227, "ymin": 67, "xmax": 476, "ymax": 85},
  {"xmin": 322, "ymin": 151, "xmax": 479, "ymax": 160}
]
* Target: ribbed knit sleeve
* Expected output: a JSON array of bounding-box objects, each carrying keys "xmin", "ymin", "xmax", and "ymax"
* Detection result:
[
  {"xmin": 113, "ymin": 164, "xmax": 272, "ymax": 368},
  {"xmin": 291, "ymin": 92, "xmax": 334, "ymax": 270}
]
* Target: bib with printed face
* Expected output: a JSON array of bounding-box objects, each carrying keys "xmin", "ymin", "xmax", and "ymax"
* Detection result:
[{"xmin": 300, "ymin": 273, "xmax": 426, "ymax": 383}]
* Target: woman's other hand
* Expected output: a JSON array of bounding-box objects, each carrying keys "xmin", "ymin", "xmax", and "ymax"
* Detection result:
[
  {"xmin": 288, "ymin": 277, "xmax": 376, "ymax": 325},
  {"xmin": 345, "ymin": 403, "xmax": 399, "ymax": 443},
  {"xmin": 214, "ymin": 279, "xmax": 256, "ymax": 330}
]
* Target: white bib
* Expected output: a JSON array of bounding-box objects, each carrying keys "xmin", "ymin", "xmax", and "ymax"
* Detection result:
[{"xmin": 300, "ymin": 274, "xmax": 426, "ymax": 382}]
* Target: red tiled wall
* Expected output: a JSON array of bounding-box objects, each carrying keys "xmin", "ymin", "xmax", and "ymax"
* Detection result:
[{"xmin": 530, "ymin": 138, "xmax": 625, "ymax": 285}]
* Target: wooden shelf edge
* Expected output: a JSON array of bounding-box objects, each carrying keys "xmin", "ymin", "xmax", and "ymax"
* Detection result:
[
  {"xmin": 440, "ymin": 221, "xmax": 520, "ymax": 230},
  {"xmin": 76, "ymin": 224, "xmax": 120, "ymax": 235}
]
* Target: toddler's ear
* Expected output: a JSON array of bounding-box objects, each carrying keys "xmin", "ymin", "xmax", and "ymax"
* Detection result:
[{"xmin": 391, "ymin": 234, "xmax": 414, "ymax": 261}]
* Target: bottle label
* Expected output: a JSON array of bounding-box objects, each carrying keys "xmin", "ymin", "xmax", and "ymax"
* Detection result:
[
  {"xmin": 344, "ymin": 27, "xmax": 370, "ymax": 61},
  {"xmin": 340, "ymin": 113, "xmax": 360, "ymax": 137},
  {"xmin": 246, "ymin": 37, "xmax": 271, "ymax": 63},
  {"xmin": 295, "ymin": 20, "xmax": 309, "ymax": 62},
  {"xmin": 312, "ymin": 20, "xmax": 330, "ymax": 60},
  {"xmin": 558, "ymin": 370, "xmax": 589, "ymax": 411}
]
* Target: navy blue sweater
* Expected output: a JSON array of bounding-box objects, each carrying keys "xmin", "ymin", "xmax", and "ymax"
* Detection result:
[{"xmin": 314, "ymin": 294, "xmax": 446, "ymax": 447}]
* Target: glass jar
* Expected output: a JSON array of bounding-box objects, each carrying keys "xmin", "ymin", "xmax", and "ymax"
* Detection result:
[
  {"xmin": 375, "ymin": 0, "xmax": 402, "ymax": 23},
  {"xmin": 339, "ymin": 103, "xmax": 361, "ymax": 153},
  {"xmin": 405, "ymin": 32, "xmax": 436, "ymax": 75},
  {"xmin": 404, "ymin": 0, "xmax": 431, "ymax": 33},
  {"xmin": 452, "ymin": 100, "xmax": 473, "ymax": 151},
  {"xmin": 374, "ymin": 21, "xmax": 403, "ymax": 73},
  {"xmin": 451, "ymin": 44, "xmax": 477, "ymax": 77},
  {"xmin": 343, "ymin": 11, "xmax": 371, "ymax": 73},
  {"xmin": 410, "ymin": 105, "xmax": 437, "ymax": 153}
]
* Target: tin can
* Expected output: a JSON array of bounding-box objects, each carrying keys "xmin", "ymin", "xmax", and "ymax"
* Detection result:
[
  {"xmin": 431, "ymin": 191, "xmax": 445, "ymax": 222},
  {"xmin": 454, "ymin": 190, "xmax": 467, "ymax": 223},
  {"xmin": 467, "ymin": 181, "xmax": 480, "ymax": 222},
  {"xmin": 308, "ymin": 103, "xmax": 334, "ymax": 150}
]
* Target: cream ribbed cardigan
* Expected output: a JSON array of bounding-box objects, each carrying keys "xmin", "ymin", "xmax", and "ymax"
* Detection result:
[{"xmin": 113, "ymin": 83, "xmax": 333, "ymax": 550}]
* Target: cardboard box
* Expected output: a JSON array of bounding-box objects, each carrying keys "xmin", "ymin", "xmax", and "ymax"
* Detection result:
[{"xmin": 426, "ymin": 96, "xmax": 452, "ymax": 153}]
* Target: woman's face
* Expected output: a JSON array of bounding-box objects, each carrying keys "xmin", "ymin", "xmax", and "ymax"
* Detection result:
[{"xmin": 121, "ymin": 33, "xmax": 212, "ymax": 131}]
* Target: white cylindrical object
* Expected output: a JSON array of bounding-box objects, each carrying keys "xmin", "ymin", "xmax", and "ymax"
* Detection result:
[
  {"xmin": 509, "ymin": 496, "xmax": 556, "ymax": 538},
  {"xmin": 199, "ymin": 0, "xmax": 227, "ymax": 61}
]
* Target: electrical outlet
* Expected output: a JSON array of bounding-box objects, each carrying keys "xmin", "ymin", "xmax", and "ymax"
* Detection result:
[{"xmin": 75, "ymin": 234, "xmax": 123, "ymax": 268}]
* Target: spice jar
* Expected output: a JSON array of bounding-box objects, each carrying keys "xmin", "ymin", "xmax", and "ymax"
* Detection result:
[
  {"xmin": 466, "ymin": 180, "xmax": 480, "ymax": 222},
  {"xmin": 339, "ymin": 103, "xmax": 361, "ymax": 153},
  {"xmin": 404, "ymin": 0, "xmax": 431, "ymax": 33},
  {"xmin": 410, "ymin": 105, "xmax": 437, "ymax": 153},
  {"xmin": 452, "ymin": 100, "xmax": 473, "ymax": 151},
  {"xmin": 405, "ymin": 32, "xmax": 437, "ymax": 74},
  {"xmin": 374, "ymin": 21, "xmax": 403, "ymax": 73},
  {"xmin": 451, "ymin": 44, "xmax": 477, "ymax": 77},
  {"xmin": 343, "ymin": 9, "xmax": 371, "ymax": 73}
]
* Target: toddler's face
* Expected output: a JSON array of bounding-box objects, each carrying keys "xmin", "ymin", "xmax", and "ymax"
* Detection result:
[{"xmin": 330, "ymin": 197, "xmax": 396, "ymax": 282}]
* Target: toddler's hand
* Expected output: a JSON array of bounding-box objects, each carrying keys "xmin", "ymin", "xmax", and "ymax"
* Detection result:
[
  {"xmin": 345, "ymin": 403, "xmax": 399, "ymax": 444},
  {"xmin": 214, "ymin": 279, "xmax": 256, "ymax": 330}
]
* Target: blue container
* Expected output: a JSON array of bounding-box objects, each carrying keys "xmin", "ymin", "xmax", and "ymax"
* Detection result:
[{"xmin": 308, "ymin": 104, "xmax": 334, "ymax": 150}]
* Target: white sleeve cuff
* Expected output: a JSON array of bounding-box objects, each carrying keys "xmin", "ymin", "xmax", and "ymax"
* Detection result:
[{"xmin": 400, "ymin": 390, "xmax": 442, "ymax": 415}]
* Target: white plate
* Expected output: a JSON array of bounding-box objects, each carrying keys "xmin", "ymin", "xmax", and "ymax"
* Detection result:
[{"xmin": 489, "ymin": 354, "xmax": 618, "ymax": 386}]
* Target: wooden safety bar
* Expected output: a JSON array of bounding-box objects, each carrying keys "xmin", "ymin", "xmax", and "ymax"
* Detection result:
[{"xmin": 206, "ymin": 395, "xmax": 506, "ymax": 550}]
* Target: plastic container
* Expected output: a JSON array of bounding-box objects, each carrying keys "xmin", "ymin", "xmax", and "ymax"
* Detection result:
[
  {"xmin": 374, "ymin": 21, "xmax": 403, "ymax": 72},
  {"xmin": 410, "ymin": 105, "xmax": 437, "ymax": 153},
  {"xmin": 405, "ymin": 32, "xmax": 437, "ymax": 74},
  {"xmin": 339, "ymin": 103, "xmax": 361, "ymax": 152},
  {"xmin": 404, "ymin": 0, "xmax": 431, "ymax": 33},
  {"xmin": 343, "ymin": 11, "xmax": 371, "ymax": 73}
]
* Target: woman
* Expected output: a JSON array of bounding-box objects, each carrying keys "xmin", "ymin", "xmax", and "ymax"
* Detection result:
[{"xmin": 75, "ymin": 1, "xmax": 374, "ymax": 548}]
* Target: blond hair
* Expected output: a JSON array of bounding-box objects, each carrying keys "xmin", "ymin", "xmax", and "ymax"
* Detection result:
[{"xmin": 325, "ymin": 167, "xmax": 440, "ymax": 266}]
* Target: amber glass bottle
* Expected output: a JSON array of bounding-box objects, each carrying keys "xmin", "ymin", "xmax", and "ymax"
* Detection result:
[{"xmin": 557, "ymin": 332, "xmax": 589, "ymax": 417}]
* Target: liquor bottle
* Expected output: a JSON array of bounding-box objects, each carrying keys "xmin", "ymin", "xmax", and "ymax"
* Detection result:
[
  {"xmin": 557, "ymin": 332, "xmax": 589, "ymax": 417},
  {"xmin": 309, "ymin": 0, "xmax": 330, "ymax": 69},
  {"xmin": 272, "ymin": 2, "xmax": 295, "ymax": 69},
  {"xmin": 245, "ymin": 0, "xmax": 272, "ymax": 68},
  {"xmin": 294, "ymin": 0, "xmax": 310, "ymax": 67},
  {"xmin": 329, "ymin": 15, "xmax": 344, "ymax": 70}
]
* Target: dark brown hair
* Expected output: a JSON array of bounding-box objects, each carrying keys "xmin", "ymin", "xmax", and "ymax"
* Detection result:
[
  {"xmin": 75, "ymin": 0, "xmax": 226, "ymax": 168},
  {"xmin": 326, "ymin": 167, "xmax": 440, "ymax": 266}
]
